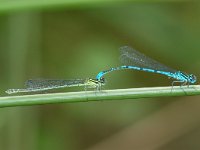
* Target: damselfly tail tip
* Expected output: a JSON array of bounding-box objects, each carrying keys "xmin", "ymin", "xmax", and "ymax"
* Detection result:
[
  {"xmin": 5, "ymin": 89, "xmax": 16, "ymax": 94},
  {"xmin": 5, "ymin": 89, "xmax": 26, "ymax": 94}
]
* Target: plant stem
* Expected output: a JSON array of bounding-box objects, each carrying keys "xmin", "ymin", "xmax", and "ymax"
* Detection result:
[{"xmin": 0, "ymin": 85, "xmax": 200, "ymax": 108}]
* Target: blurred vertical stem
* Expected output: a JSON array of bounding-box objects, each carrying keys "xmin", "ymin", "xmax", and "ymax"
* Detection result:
[
  {"xmin": 7, "ymin": 13, "xmax": 41, "ymax": 150},
  {"xmin": 0, "ymin": 0, "xmax": 128, "ymax": 13}
]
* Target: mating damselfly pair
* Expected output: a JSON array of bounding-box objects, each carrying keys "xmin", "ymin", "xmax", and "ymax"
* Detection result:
[{"xmin": 6, "ymin": 46, "xmax": 196, "ymax": 94}]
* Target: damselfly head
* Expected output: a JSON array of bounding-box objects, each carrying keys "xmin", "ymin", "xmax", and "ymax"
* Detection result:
[
  {"xmin": 188, "ymin": 74, "xmax": 197, "ymax": 84},
  {"xmin": 99, "ymin": 77, "xmax": 106, "ymax": 85},
  {"xmin": 87, "ymin": 78, "xmax": 105, "ymax": 85}
]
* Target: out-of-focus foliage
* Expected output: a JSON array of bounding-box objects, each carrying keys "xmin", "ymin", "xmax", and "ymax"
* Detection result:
[{"xmin": 0, "ymin": 1, "xmax": 199, "ymax": 150}]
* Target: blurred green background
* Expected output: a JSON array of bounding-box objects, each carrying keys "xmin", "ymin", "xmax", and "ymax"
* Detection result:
[{"xmin": 0, "ymin": 1, "xmax": 200, "ymax": 150}]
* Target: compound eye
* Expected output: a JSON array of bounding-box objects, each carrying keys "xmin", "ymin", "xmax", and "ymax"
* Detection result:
[
  {"xmin": 100, "ymin": 77, "xmax": 105, "ymax": 83},
  {"xmin": 191, "ymin": 74, "xmax": 195, "ymax": 79},
  {"xmin": 100, "ymin": 77, "xmax": 104, "ymax": 82},
  {"xmin": 189, "ymin": 74, "xmax": 197, "ymax": 83}
]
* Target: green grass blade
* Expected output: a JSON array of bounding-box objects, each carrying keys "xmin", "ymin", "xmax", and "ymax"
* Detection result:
[{"xmin": 0, "ymin": 85, "xmax": 200, "ymax": 108}]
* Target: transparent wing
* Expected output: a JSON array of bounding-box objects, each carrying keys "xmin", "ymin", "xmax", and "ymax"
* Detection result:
[
  {"xmin": 119, "ymin": 46, "xmax": 176, "ymax": 73},
  {"xmin": 25, "ymin": 79, "xmax": 85, "ymax": 90},
  {"xmin": 5, "ymin": 78, "xmax": 104, "ymax": 94}
]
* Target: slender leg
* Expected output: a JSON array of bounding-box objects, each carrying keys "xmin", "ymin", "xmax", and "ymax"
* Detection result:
[
  {"xmin": 187, "ymin": 82, "xmax": 190, "ymax": 87},
  {"xmin": 97, "ymin": 82, "xmax": 102, "ymax": 91},
  {"xmin": 84, "ymin": 85, "xmax": 87, "ymax": 91},
  {"xmin": 180, "ymin": 81, "xmax": 187, "ymax": 87},
  {"xmin": 171, "ymin": 80, "xmax": 185, "ymax": 92},
  {"xmin": 172, "ymin": 80, "xmax": 185, "ymax": 87},
  {"xmin": 95, "ymin": 83, "xmax": 99, "ymax": 91},
  {"xmin": 94, "ymin": 83, "xmax": 100, "ymax": 97},
  {"xmin": 99, "ymin": 83, "xmax": 102, "ymax": 91}
]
